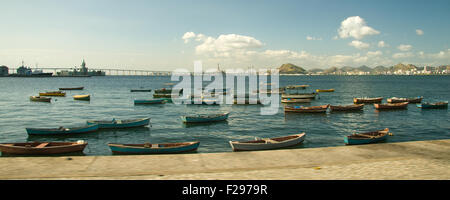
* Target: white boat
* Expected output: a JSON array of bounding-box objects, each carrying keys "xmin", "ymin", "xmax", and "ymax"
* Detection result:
[{"xmin": 229, "ymin": 133, "xmax": 306, "ymax": 151}]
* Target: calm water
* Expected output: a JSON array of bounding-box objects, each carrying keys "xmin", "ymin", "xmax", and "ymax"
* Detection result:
[{"xmin": 0, "ymin": 75, "xmax": 449, "ymax": 156}]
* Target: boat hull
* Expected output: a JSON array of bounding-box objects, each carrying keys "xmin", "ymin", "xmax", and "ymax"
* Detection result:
[
  {"xmin": 0, "ymin": 142, "xmax": 87, "ymax": 155},
  {"xmin": 181, "ymin": 113, "xmax": 229, "ymax": 123},
  {"xmin": 353, "ymin": 97, "xmax": 383, "ymax": 104},
  {"xmin": 282, "ymin": 93, "xmax": 316, "ymax": 99},
  {"xmin": 330, "ymin": 104, "xmax": 364, "ymax": 111},
  {"xmin": 26, "ymin": 124, "xmax": 99, "ymax": 135},
  {"xmin": 108, "ymin": 142, "xmax": 200, "ymax": 154},
  {"xmin": 130, "ymin": 89, "xmax": 152, "ymax": 92},
  {"xmin": 59, "ymin": 87, "xmax": 84, "ymax": 90},
  {"xmin": 30, "ymin": 96, "xmax": 51, "ymax": 102},
  {"xmin": 316, "ymin": 89, "xmax": 335, "ymax": 92},
  {"xmin": 230, "ymin": 133, "xmax": 305, "ymax": 151},
  {"xmin": 374, "ymin": 102, "xmax": 408, "ymax": 110},
  {"xmin": 387, "ymin": 97, "xmax": 422, "ymax": 103},
  {"xmin": 284, "ymin": 105, "xmax": 329, "ymax": 113},
  {"xmin": 134, "ymin": 99, "xmax": 166, "ymax": 104},
  {"xmin": 345, "ymin": 129, "xmax": 389, "ymax": 145},
  {"xmin": 417, "ymin": 101, "xmax": 448, "ymax": 109},
  {"xmin": 73, "ymin": 95, "xmax": 90, "ymax": 101},
  {"xmin": 87, "ymin": 118, "xmax": 150, "ymax": 129},
  {"xmin": 39, "ymin": 92, "xmax": 66, "ymax": 97},
  {"xmin": 281, "ymin": 98, "xmax": 311, "ymax": 103}
]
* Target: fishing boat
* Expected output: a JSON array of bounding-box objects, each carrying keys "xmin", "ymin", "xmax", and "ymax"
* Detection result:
[
  {"xmin": 153, "ymin": 93, "xmax": 182, "ymax": 98},
  {"xmin": 282, "ymin": 93, "xmax": 317, "ymax": 99},
  {"xmin": 284, "ymin": 104, "xmax": 329, "ymax": 113},
  {"xmin": 73, "ymin": 94, "xmax": 90, "ymax": 101},
  {"xmin": 374, "ymin": 102, "xmax": 408, "ymax": 110},
  {"xmin": 108, "ymin": 141, "xmax": 200, "ymax": 154},
  {"xmin": 26, "ymin": 124, "xmax": 99, "ymax": 135},
  {"xmin": 154, "ymin": 88, "xmax": 183, "ymax": 94},
  {"xmin": 344, "ymin": 128, "xmax": 390, "ymax": 145},
  {"xmin": 130, "ymin": 89, "xmax": 152, "ymax": 92},
  {"xmin": 87, "ymin": 118, "xmax": 150, "ymax": 129},
  {"xmin": 387, "ymin": 97, "xmax": 423, "ymax": 103},
  {"xmin": 181, "ymin": 113, "xmax": 229, "ymax": 123},
  {"xmin": 0, "ymin": 141, "xmax": 88, "ymax": 155},
  {"xmin": 134, "ymin": 99, "xmax": 166, "ymax": 104},
  {"xmin": 39, "ymin": 91, "xmax": 66, "ymax": 97},
  {"xmin": 281, "ymin": 98, "xmax": 311, "ymax": 103},
  {"xmin": 417, "ymin": 101, "xmax": 448, "ymax": 109},
  {"xmin": 229, "ymin": 133, "xmax": 306, "ymax": 151},
  {"xmin": 353, "ymin": 97, "xmax": 383, "ymax": 104},
  {"xmin": 316, "ymin": 89, "xmax": 335, "ymax": 93},
  {"xmin": 59, "ymin": 87, "xmax": 84, "ymax": 90},
  {"xmin": 30, "ymin": 96, "xmax": 51, "ymax": 102},
  {"xmin": 285, "ymin": 85, "xmax": 309, "ymax": 90},
  {"xmin": 330, "ymin": 104, "xmax": 364, "ymax": 111}
]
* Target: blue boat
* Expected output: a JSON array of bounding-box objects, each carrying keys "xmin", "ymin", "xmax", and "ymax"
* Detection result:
[
  {"xmin": 344, "ymin": 128, "xmax": 390, "ymax": 145},
  {"xmin": 134, "ymin": 99, "xmax": 166, "ymax": 105},
  {"xmin": 26, "ymin": 124, "xmax": 99, "ymax": 135},
  {"xmin": 86, "ymin": 118, "xmax": 150, "ymax": 129},
  {"xmin": 417, "ymin": 101, "xmax": 448, "ymax": 109},
  {"xmin": 108, "ymin": 141, "xmax": 200, "ymax": 154},
  {"xmin": 181, "ymin": 112, "xmax": 229, "ymax": 123}
]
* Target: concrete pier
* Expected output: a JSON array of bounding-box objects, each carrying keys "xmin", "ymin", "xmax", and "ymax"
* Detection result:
[{"xmin": 0, "ymin": 139, "xmax": 449, "ymax": 180}]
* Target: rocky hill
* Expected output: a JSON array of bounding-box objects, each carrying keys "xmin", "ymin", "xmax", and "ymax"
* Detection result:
[{"xmin": 278, "ymin": 63, "xmax": 307, "ymax": 74}]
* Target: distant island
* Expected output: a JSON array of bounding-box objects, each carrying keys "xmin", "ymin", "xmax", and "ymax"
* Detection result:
[{"xmin": 277, "ymin": 63, "xmax": 450, "ymax": 75}]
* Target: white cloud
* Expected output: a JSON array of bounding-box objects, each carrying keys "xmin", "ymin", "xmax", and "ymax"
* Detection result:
[
  {"xmin": 416, "ymin": 29, "xmax": 424, "ymax": 36},
  {"xmin": 306, "ymin": 36, "xmax": 322, "ymax": 41},
  {"xmin": 392, "ymin": 52, "xmax": 414, "ymax": 59},
  {"xmin": 338, "ymin": 16, "xmax": 380, "ymax": 40},
  {"xmin": 193, "ymin": 33, "xmax": 264, "ymax": 58},
  {"xmin": 182, "ymin": 32, "xmax": 196, "ymax": 43},
  {"xmin": 367, "ymin": 51, "xmax": 383, "ymax": 57},
  {"xmin": 378, "ymin": 41, "xmax": 387, "ymax": 48},
  {"xmin": 397, "ymin": 44, "xmax": 413, "ymax": 51},
  {"xmin": 348, "ymin": 40, "xmax": 370, "ymax": 49}
]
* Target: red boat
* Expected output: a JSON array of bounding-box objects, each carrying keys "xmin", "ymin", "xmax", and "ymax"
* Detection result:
[{"xmin": 0, "ymin": 141, "xmax": 87, "ymax": 155}]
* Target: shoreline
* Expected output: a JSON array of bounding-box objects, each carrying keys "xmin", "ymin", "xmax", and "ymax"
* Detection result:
[{"xmin": 1, "ymin": 139, "xmax": 449, "ymax": 180}]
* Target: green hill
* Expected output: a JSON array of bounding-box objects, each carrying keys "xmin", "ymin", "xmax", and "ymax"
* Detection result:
[{"xmin": 278, "ymin": 63, "xmax": 307, "ymax": 74}]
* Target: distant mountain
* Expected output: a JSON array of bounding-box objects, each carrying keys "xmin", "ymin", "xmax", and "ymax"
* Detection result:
[
  {"xmin": 308, "ymin": 68, "xmax": 324, "ymax": 73},
  {"xmin": 357, "ymin": 65, "xmax": 372, "ymax": 72},
  {"xmin": 278, "ymin": 63, "xmax": 307, "ymax": 74},
  {"xmin": 392, "ymin": 63, "xmax": 417, "ymax": 71}
]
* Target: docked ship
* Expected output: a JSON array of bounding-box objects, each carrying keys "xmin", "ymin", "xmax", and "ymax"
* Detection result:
[
  {"xmin": 57, "ymin": 60, "xmax": 105, "ymax": 77},
  {"xmin": 9, "ymin": 62, "xmax": 53, "ymax": 77}
]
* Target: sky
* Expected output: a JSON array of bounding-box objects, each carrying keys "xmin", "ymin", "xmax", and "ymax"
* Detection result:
[{"xmin": 1, "ymin": 0, "xmax": 450, "ymax": 71}]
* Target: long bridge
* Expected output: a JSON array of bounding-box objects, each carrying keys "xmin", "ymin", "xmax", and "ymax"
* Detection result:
[{"xmin": 7, "ymin": 67, "xmax": 174, "ymax": 76}]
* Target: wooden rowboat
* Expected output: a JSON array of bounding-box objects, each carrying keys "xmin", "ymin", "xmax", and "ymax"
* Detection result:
[
  {"xmin": 285, "ymin": 85, "xmax": 309, "ymax": 89},
  {"xmin": 330, "ymin": 104, "xmax": 364, "ymax": 111},
  {"xmin": 229, "ymin": 133, "xmax": 306, "ymax": 151},
  {"xmin": 59, "ymin": 87, "xmax": 84, "ymax": 90},
  {"xmin": 87, "ymin": 118, "xmax": 150, "ymax": 129},
  {"xmin": 387, "ymin": 97, "xmax": 422, "ymax": 103},
  {"xmin": 73, "ymin": 94, "xmax": 90, "ymax": 101},
  {"xmin": 130, "ymin": 89, "xmax": 152, "ymax": 92},
  {"xmin": 30, "ymin": 96, "xmax": 51, "ymax": 102},
  {"xmin": 417, "ymin": 101, "xmax": 448, "ymax": 109},
  {"xmin": 345, "ymin": 128, "xmax": 390, "ymax": 145},
  {"xmin": 0, "ymin": 141, "xmax": 87, "ymax": 155},
  {"xmin": 374, "ymin": 102, "xmax": 408, "ymax": 110},
  {"xmin": 281, "ymin": 98, "xmax": 311, "ymax": 103},
  {"xmin": 26, "ymin": 124, "xmax": 99, "ymax": 135},
  {"xmin": 108, "ymin": 141, "xmax": 200, "ymax": 154},
  {"xmin": 282, "ymin": 93, "xmax": 317, "ymax": 99},
  {"xmin": 316, "ymin": 89, "xmax": 335, "ymax": 93},
  {"xmin": 284, "ymin": 104, "xmax": 329, "ymax": 113},
  {"xmin": 181, "ymin": 113, "xmax": 229, "ymax": 123},
  {"xmin": 134, "ymin": 99, "xmax": 166, "ymax": 105},
  {"xmin": 353, "ymin": 97, "xmax": 383, "ymax": 104},
  {"xmin": 39, "ymin": 91, "xmax": 66, "ymax": 97}
]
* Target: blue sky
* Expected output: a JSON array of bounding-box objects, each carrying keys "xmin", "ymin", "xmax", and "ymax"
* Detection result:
[{"xmin": 1, "ymin": 0, "xmax": 449, "ymax": 70}]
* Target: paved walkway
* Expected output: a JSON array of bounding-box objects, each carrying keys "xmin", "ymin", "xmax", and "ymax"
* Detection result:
[{"xmin": 0, "ymin": 139, "xmax": 449, "ymax": 180}]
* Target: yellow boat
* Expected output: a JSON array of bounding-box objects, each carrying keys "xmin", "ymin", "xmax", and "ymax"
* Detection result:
[
  {"xmin": 73, "ymin": 94, "xmax": 90, "ymax": 101},
  {"xmin": 316, "ymin": 89, "xmax": 335, "ymax": 93},
  {"xmin": 39, "ymin": 91, "xmax": 66, "ymax": 97}
]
